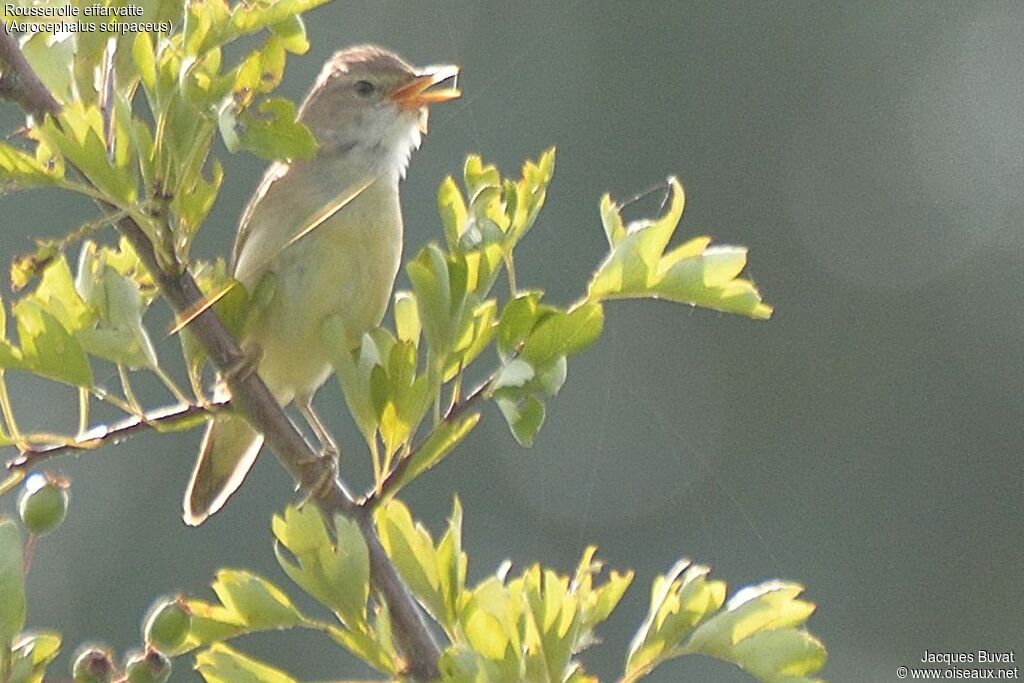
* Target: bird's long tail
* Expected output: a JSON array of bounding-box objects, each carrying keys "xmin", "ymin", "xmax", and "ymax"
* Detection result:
[{"xmin": 183, "ymin": 413, "xmax": 264, "ymax": 526}]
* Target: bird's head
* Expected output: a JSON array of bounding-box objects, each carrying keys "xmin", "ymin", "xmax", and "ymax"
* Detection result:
[{"xmin": 299, "ymin": 45, "xmax": 460, "ymax": 178}]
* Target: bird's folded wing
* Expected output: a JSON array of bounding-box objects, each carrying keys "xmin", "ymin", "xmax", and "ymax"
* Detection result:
[{"xmin": 233, "ymin": 162, "xmax": 382, "ymax": 284}]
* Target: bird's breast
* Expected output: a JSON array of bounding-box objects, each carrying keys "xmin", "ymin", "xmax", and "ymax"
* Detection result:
[{"xmin": 235, "ymin": 176, "xmax": 404, "ymax": 400}]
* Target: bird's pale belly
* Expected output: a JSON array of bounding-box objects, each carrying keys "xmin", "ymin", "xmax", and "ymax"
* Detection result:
[{"xmin": 239, "ymin": 201, "xmax": 402, "ymax": 403}]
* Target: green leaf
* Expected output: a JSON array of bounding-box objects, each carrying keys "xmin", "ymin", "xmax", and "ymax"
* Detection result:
[
  {"xmin": 175, "ymin": 598, "xmax": 246, "ymax": 654},
  {"xmin": 493, "ymin": 359, "xmax": 534, "ymax": 390},
  {"xmin": 573, "ymin": 546, "xmax": 633, "ymax": 639},
  {"xmin": 133, "ymin": 33, "xmax": 158, "ymax": 96},
  {"xmin": 272, "ymin": 506, "xmax": 369, "ymax": 630},
  {"xmin": 324, "ymin": 623, "xmax": 398, "ymax": 674},
  {"xmin": 375, "ymin": 500, "xmax": 447, "ymax": 628},
  {"xmin": 13, "ymin": 301, "xmax": 92, "ymax": 387},
  {"xmin": 20, "ymin": 33, "xmax": 74, "ymax": 103},
  {"xmin": 506, "ymin": 147, "xmax": 555, "ymax": 244},
  {"xmin": 385, "ymin": 412, "xmax": 480, "ymax": 496},
  {"xmin": 28, "ymin": 256, "xmax": 92, "ymax": 331},
  {"xmin": 232, "ymin": 38, "xmax": 287, "ymax": 100},
  {"xmin": 729, "ymin": 629, "xmax": 828, "ymax": 680},
  {"xmin": 195, "ymin": 643, "xmax": 297, "ymax": 683},
  {"xmin": 7, "ymin": 631, "xmax": 61, "ymax": 683},
  {"xmin": 0, "ymin": 143, "xmax": 59, "ymax": 191},
  {"xmin": 75, "ymin": 250, "xmax": 158, "ymax": 369},
  {"xmin": 521, "ymin": 565, "xmax": 580, "ymax": 680},
  {"xmin": 227, "ymin": 97, "xmax": 317, "ymax": 161},
  {"xmin": 626, "ymin": 560, "xmax": 726, "ymax": 676},
  {"xmin": 497, "ymin": 291, "xmax": 543, "ymax": 359},
  {"xmin": 463, "ymin": 155, "xmax": 501, "ymax": 203},
  {"xmin": 589, "ymin": 177, "xmax": 772, "ymax": 320},
  {"xmin": 438, "ymin": 175, "xmax": 469, "ymax": 249},
  {"xmin": 172, "ymin": 160, "xmax": 225, "ymax": 245},
  {"xmin": 685, "ymin": 581, "xmax": 816, "ymax": 656},
  {"xmin": 0, "ymin": 300, "xmax": 25, "ymax": 371},
  {"xmin": 459, "ymin": 578, "xmax": 518, "ymax": 667},
  {"xmin": 394, "ymin": 291, "xmax": 421, "ymax": 345},
  {"xmin": 521, "ymin": 301, "xmax": 604, "ymax": 366},
  {"xmin": 407, "ymin": 244, "xmax": 468, "ymax": 366},
  {"xmin": 9, "ymin": 243, "xmax": 58, "ymax": 294},
  {"xmin": 210, "ymin": 570, "xmax": 304, "ymax": 630},
  {"xmin": 463, "ymin": 242, "xmax": 504, "ymax": 296},
  {"xmin": 372, "ymin": 340, "xmax": 433, "ymax": 456},
  {"xmin": 599, "ymin": 193, "xmax": 626, "ymax": 247},
  {"xmin": 653, "ymin": 245, "xmax": 773, "ymax": 320},
  {"xmin": 436, "ymin": 498, "xmax": 467, "ymax": 633},
  {"xmin": 38, "ymin": 102, "xmax": 136, "ymax": 204},
  {"xmin": 443, "ymin": 298, "xmax": 498, "ymax": 382},
  {"xmin": 625, "ymin": 566, "xmax": 826, "ymax": 683},
  {"xmin": 323, "ymin": 316, "xmax": 389, "ymax": 450},
  {"xmin": 494, "ymin": 389, "xmax": 545, "ymax": 447},
  {"xmin": 182, "ymin": 0, "xmax": 230, "ymax": 57},
  {"xmin": 493, "ymin": 298, "xmax": 589, "ymax": 448},
  {"xmin": 0, "ymin": 517, "xmax": 26, "ymax": 642},
  {"xmin": 534, "ymin": 356, "xmax": 568, "ymax": 397},
  {"xmin": 225, "ymin": 0, "xmax": 332, "ymax": 44},
  {"xmin": 269, "ymin": 16, "xmax": 310, "ymax": 54}
]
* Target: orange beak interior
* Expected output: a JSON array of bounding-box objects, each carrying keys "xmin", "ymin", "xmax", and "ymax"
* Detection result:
[{"xmin": 388, "ymin": 65, "xmax": 461, "ymax": 109}]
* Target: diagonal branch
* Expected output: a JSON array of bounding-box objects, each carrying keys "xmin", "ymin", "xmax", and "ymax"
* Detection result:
[
  {"xmin": 0, "ymin": 31, "xmax": 442, "ymax": 681},
  {"xmin": 0, "ymin": 32, "xmax": 59, "ymax": 118}
]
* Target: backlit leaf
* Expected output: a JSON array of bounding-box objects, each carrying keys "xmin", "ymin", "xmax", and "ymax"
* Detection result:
[
  {"xmin": 0, "ymin": 518, "xmax": 26, "ymax": 642},
  {"xmin": 210, "ymin": 570, "xmax": 304, "ymax": 630},
  {"xmin": 195, "ymin": 643, "xmax": 297, "ymax": 683}
]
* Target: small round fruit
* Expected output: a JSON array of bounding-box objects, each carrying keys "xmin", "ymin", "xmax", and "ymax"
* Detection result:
[
  {"xmin": 71, "ymin": 644, "xmax": 115, "ymax": 683},
  {"xmin": 18, "ymin": 473, "xmax": 69, "ymax": 536},
  {"xmin": 124, "ymin": 648, "xmax": 171, "ymax": 683},
  {"xmin": 144, "ymin": 596, "xmax": 191, "ymax": 651}
]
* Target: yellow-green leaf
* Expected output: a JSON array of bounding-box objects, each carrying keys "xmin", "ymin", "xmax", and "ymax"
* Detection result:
[
  {"xmin": 0, "ymin": 518, "xmax": 26, "ymax": 642},
  {"xmin": 210, "ymin": 570, "xmax": 304, "ymax": 630},
  {"xmin": 195, "ymin": 643, "xmax": 297, "ymax": 683}
]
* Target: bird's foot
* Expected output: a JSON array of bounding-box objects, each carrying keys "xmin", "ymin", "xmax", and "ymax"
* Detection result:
[
  {"xmin": 224, "ymin": 344, "xmax": 263, "ymax": 384},
  {"xmin": 297, "ymin": 454, "xmax": 339, "ymax": 504},
  {"xmin": 295, "ymin": 440, "xmax": 339, "ymax": 464},
  {"xmin": 318, "ymin": 440, "xmax": 340, "ymax": 463}
]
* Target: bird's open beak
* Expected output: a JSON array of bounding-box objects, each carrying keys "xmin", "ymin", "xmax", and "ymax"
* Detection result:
[{"xmin": 388, "ymin": 65, "xmax": 461, "ymax": 110}]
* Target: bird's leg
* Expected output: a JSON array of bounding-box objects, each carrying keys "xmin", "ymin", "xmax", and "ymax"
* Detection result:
[
  {"xmin": 295, "ymin": 395, "xmax": 340, "ymax": 499},
  {"xmin": 297, "ymin": 395, "xmax": 340, "ymax": 462}
]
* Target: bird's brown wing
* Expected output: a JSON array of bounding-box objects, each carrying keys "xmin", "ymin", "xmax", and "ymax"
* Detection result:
[{"xmin": 232, "ymin": 161, "xmax": 291, "ymax": 270}]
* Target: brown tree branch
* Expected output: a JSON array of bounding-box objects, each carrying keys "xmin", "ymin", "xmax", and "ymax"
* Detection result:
[
  {"xmin": 0, "ymin": 30, "xmax": 441, "ymax": 681},
  {"xmin": 0, "ymin": 31, "xmax": 59, "ymax": 118}
]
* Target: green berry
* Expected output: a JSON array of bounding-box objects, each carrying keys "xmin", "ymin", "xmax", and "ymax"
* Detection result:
[
  {"xmin": 18, "ymin": 473, "xmax": 69, "ymax": 536},
  {"xmin": 144, "ymin": 596, "xmax": 191, "ymax": 651},
  {"xmin": 72, "ymin": 644, "xmax": 115, "ymax": 683},
  {"xmin": 124, "ymin": 649, "xmax": 171, "ymax": 683}
]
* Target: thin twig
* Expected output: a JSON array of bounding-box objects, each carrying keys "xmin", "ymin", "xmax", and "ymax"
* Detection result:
[
  {"xmin": 7, "ymin": 400, "xmax": 223, "ymax": 471},
  {"xmin": 0, "ymin": 31, "xmax": 443, "ymax": 681}
]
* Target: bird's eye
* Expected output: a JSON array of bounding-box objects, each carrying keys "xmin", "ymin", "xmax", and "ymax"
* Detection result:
[{"xmin": 354, "ymin": 80, "xmax": 376, "ymax": 97}]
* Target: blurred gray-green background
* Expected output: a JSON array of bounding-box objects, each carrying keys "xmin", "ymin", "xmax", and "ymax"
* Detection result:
[{"xmin": 2, "ymin": 2, "xmax": 1022, "ymax": 681}]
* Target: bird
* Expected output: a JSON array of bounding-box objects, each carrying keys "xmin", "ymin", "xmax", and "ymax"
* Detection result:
[{"xmin": 183, "ymin": 45, "xmax": 460, "ymax": 525}]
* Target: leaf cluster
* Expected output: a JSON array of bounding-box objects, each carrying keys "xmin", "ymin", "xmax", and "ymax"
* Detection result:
[{"xmin": 0, "ymin": 498, "xmax": 824, "ymax": 682}]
